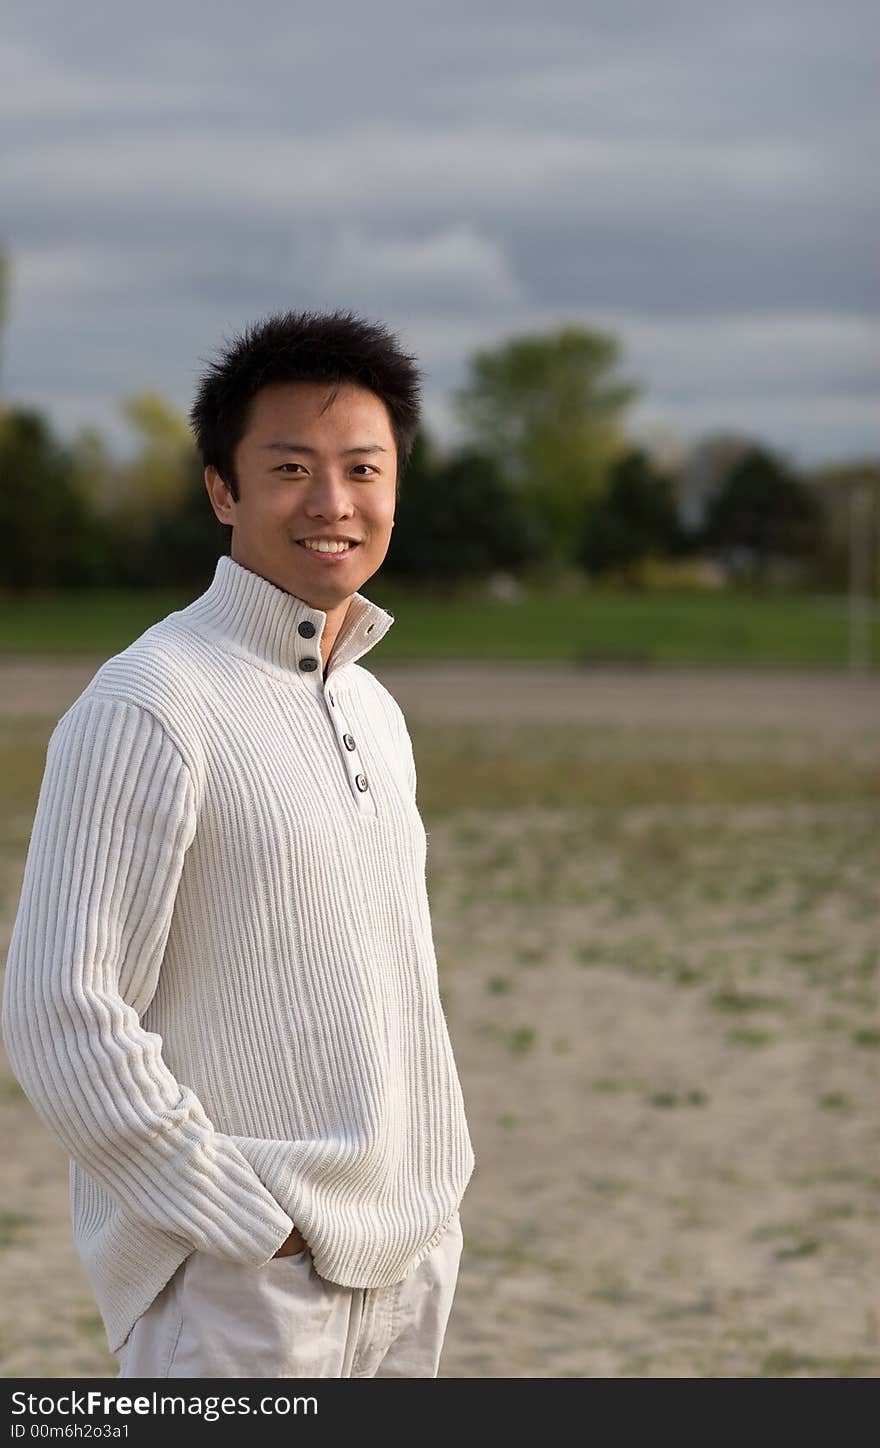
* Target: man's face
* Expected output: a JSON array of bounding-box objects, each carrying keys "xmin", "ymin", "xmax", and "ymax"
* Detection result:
[{"xmin": 205, "ymin": 380, "xmax": 398, "ymax": 611}]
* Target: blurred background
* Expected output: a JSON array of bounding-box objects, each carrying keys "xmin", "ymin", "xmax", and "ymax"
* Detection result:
[{"xmin": 1, "ymin": 0, "xmax": 878, "ymax": 1378}]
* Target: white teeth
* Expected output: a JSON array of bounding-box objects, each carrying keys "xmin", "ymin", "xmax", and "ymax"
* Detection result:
[{"xmin": 300, "ymin": 540, "xmax": 353, "ymax": 553}]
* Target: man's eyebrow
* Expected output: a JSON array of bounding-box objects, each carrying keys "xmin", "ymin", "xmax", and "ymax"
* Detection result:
[{"xmin": 260, "ymin": 442, "xmax": 388, "ymax": 455}]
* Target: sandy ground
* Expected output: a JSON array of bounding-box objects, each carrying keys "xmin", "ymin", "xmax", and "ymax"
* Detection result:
[
  {"xmin": 1, "ymin": 659, "xmax": 878, "ymax": 1378},
  {"xmin": 2, "ymin": 657, "xmax": 878, "ymax": 732}
]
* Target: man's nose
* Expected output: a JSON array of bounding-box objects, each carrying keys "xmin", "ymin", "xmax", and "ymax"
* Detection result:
[{"xmin": 303, "ymin": 474, "xmax": 355, "ymax": 518}]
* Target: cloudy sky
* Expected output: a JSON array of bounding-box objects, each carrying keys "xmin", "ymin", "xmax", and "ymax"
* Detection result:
[{"xmin": 2, "ymin": 0, "xmax": 877, "ymax": 468}]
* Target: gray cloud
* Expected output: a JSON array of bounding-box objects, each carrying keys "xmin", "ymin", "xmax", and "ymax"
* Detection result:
[{"xmin": 1, "ymin": 0, "xmax": 877, "ymax": 466}]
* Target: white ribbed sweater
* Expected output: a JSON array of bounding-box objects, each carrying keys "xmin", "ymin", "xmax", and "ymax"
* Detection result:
[{"xmin": 2, "ymin": 554, "xmax": 475, "ymax": 1354}]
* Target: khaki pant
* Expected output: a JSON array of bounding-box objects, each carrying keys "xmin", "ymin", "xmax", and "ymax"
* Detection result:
[{"xmin": 115, "ymin": 1211, "xmax": 463, "ymax": 1379}]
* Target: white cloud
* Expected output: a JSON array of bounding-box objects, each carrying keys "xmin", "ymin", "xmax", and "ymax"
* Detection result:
[{"xmin": 319, "ymin": 224, "xmax": 525, "ymax": 311}]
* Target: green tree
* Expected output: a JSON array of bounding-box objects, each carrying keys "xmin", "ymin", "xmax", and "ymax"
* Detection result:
[
  {"xmin": 452, "ymin": 325, "xmax": 639, "ymax": 562},
  {"xmin": 701, "ymin": 445, "xmax": 824, "ymax": 583},
  {"xmin": 67, "ymin": 423, "xmax": 127, "ymax": 522},
  {"xmin": 577, "ymin": 448, "xmax": 683, "ymax": 576},
  {"xmin": 0, "ymin": 408, "xmax": 105, "ymax": 589},
  {"xmin": 115, "ymin": 390, "xmax": 198, "ymax": 525},
  {"xmin": 806, "ymin": 459, "xmax": 880, "ymax": 592},
  {"xmin": 104, "ymin": 391, "xmax": 214, "ymax": 585},
  {"xmin": 142, "ymin": 452, "xmax": 231, "ymax": 588},
  {"xmin": 385, "ymin": 430, "xmax": 546, "ymax": 584}
]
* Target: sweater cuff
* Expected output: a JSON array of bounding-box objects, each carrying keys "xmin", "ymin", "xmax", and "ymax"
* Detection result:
[
  {"xmin": 239, "ymin": 1206, "xmax": 297, "ymax": 1266},
  {"xmin": 227, "ymin": 1134, "xmax": 300, "ymax": 1264}
]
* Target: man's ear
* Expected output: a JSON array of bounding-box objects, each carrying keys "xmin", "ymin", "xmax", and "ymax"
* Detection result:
[{"xmin": 205, "ymin": 465, "xmax": 235, "ymax": 525}]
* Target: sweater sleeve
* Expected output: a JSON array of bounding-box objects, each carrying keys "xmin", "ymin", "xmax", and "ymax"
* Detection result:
[{"xmin": 1, "ymin": 691, "xmax": 294, "ymax": 1264}]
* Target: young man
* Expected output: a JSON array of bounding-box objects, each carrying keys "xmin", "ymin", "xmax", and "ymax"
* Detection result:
[{"xmin": 2, "ymin": 309, "xmax": 475, "ymax": 1379}]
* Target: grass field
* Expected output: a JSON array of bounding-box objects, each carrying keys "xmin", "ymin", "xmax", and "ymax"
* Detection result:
[
  {"xmin": 0, "ymin": 581, "xmax": 877, "ymax": 669},
  {"xmin": 0, "ymin": 661, "xmax": 878, "ymax": 1377}
]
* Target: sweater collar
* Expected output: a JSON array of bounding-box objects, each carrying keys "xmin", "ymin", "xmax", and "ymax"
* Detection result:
[{"xmin": 182, "ymin": 553, "xmax": 395, "ymax": 682}]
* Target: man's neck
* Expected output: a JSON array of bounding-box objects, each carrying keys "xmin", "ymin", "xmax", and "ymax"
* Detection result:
[{"xmin": 319, "ymin": 597, "xmax": 353, "ymax": 674}]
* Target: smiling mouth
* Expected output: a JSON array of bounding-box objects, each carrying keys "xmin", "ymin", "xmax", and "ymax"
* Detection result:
[{"xmin": 296, "ymin": 540, "xmax": 362, "ymax": 555}]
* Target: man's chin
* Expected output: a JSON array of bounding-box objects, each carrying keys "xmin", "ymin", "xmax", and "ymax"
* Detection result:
[{"xmin": 287, "ymin": 565, "xmax": 363, "ymax": 611}]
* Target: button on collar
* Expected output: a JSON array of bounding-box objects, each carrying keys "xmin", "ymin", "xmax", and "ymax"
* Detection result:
[
  {"xmin": 185, "ymin": 558, "xmax": 394, "ymax": 680},
  {"xmin": 299, "ymin": 657, "xmax": 319, "ymax": 672}
]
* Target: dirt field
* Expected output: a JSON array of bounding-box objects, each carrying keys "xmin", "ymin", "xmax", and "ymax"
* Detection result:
[
  {"xmin": 1, "ymin": 659, "xmax": 878, "ymax": 1378},
  {"xmin": 3, "ymin": 657, "xmax": 878, "ymax": 732}
]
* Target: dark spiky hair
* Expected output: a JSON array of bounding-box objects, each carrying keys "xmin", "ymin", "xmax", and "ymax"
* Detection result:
[{"xmin": 189, "ymin": 308, "xmax": 422, "ymax": 500}]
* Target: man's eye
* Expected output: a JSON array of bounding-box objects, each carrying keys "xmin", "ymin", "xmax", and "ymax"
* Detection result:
[{"xmin": 275, "ymin": 463, "xmax": 376, "ymax": 475}]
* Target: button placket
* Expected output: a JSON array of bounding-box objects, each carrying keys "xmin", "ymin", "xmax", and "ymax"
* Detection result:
[{"xmin": 321, "ymin": 680, "xmax": 376, "ymax": 815}]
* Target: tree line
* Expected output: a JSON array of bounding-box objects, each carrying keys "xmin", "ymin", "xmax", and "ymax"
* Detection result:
[{"xmin": 0, "ymin": 286, "xmax": 876, "ymax": 595}]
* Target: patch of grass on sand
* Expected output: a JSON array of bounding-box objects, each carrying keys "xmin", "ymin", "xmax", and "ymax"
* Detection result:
[
  {"xmin": 773, "ymin": 1238, "xmax": 821, "ymax": 1261},
  {"xmin": 486, "ymin": 976, "xmax": 512, "ymax": 994},
  {"xmin": 514, "ymin": 945, "xmax": 546, "ymax": 967},
  {"xmin": 592, "ymin": 1076, "xmax": 643, "ymax": 1094},
  {"xmin": 728, "ymin": 1026, "xmax": 775, "ymax": 1046},
  {"xmin": 590, "ymin": 1259, "xmax": 637, "ymax": 1305},
  {"xmin": 709, "ymin": 988, "xmax": 789, "ymax": 1013},
  {"xmin": 818, "ymin": 1091, "xmax": 852, "ymax": 1110},
  {"xmin": 648, "ymin": 1089, "xmax": 708, "ymax": 1108},
  {"xmin": 757, "ymin": 1345, "xmax": 877, "ymax": 1377},
  {"xmin": 504, "ymin": 1027, "xmax": 536, "ymax": 1056},
  {"xmin": 852, "ymin": 1026, "xmax": 880, "ymax": 1047},
  {"xmin": 0, "ymin": 1213, "xmax": 34, "ymax": 1247},
  {"xmin": 458, "ymin": 1237, "xmax": 548, "ymax": 1271}
]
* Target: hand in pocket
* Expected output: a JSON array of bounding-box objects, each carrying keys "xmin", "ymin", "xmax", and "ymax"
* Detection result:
[{"xmin": 273, "ymin": 1225, "xmax": 308, "ymax": 1257}]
